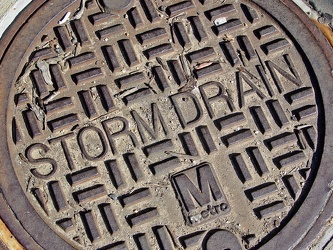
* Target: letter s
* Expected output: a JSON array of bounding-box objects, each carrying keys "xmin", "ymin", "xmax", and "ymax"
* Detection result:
[{"xmin": 25, "ymin": 143, "xmax": 58, "ymax": 179}]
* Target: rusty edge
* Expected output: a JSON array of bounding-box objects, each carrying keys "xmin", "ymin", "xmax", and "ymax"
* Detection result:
[
  {"xmin": 281, "ymin": 0, "xmax": 333, "ymax": 69},
  {"xmin": 277, "ymin": 1, "xmax": 333, "ymax": 248},
  {"xmin": 0, "ymin": 0, "xmax": 61, "ymax": 250},
  {"xmin": 0, "ymin": 218, "xmax": 23, "ymax": 250},
  {"xmin": 311, "ymin": 19, "xmax": 333, "ymax": 48},
  {"xmin": 0, "ymin": 0, "xmax": 48, "ymax": 63},
  {"xmin": 0, "ymin": 1, "xmax": 48, "ymax": 249}
]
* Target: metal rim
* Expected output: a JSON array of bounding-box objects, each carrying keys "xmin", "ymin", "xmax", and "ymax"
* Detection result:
[{"xmin": 0, "ymin": 0, "xmax": 332, "ymax": 249}]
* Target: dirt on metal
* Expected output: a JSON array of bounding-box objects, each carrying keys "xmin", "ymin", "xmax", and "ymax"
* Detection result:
[{"xmin": 0, "ymin": 0, "xmax": 333, "ymax": 249}]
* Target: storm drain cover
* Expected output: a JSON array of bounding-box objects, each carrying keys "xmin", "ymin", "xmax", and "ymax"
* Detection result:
[{"xmin": 0, "ymin": 0, "xmax": 333, "ymax": 249}]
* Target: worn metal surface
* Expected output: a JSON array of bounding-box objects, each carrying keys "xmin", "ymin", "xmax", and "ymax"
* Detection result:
[{"xmin": 0, "ymin": 0, "xmax": 333, "ymax": 249}]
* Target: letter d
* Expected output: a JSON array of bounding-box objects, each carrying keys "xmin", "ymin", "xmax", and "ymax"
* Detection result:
[{"xmin": 170, "ymin": 92, "xmax": 203, "ymax": 129}]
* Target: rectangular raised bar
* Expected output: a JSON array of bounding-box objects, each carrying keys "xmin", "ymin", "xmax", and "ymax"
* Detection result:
[
  {"xmin": 267, "ymin": 100, "xmax": 289, "ymax": 127},
  {"xmin": 73, "ymin": 68, "xmax": 103, "ymax": 84},
  {"xmin": 188, "ymin": 16, "xmax": 208, "ymax": 42},
  {"xmin": 129, "ymin": 8, "xmax": 143, "ymax": 28},
  {"xmin": 118, "ymin": 39, "xmax": 139, "ymax": 66},
  {"xmin": 215, "ymin": 112, "xmax": 246, "ymax": 130},
  {"xmin": 50, "ymin": 64, "xmax": 67, "ymax": 90},
  {"xmin": 220, "ymin": 41, "xmax": 239, "ymax": 66},
  {"xmin": 230, "ymin": 153, "xmax": 252, "ymax": 183},
  {"xmin": 293, "ymin": 105, "xmax": 317, "ymax": 121},
  {"xmin": 99, "ymin": 204, "xmax": 119, "ymax": 234},
  {"xmin": 245, "ymin": 183, "xmax": 278, "ymax": 201},
  {"xmin": 207, "ymin": 4, "xmax": 237, "ymax": 20},
  {"xmin": 195, "ymin": 63, "xmax": 222, "ymax": 79},
  {"xmin": 72, "ymin": 19, "xmax": 90, "ymax": 46},
  {"xmin": 69, "ymin": 167, "xmax": 99, "ymax": 185},
  {"xmin": 247, "ymin": 147, "xmax": 269, "ymax": 175},
  {"xmin": 55, "ymin": 26, "xmax": 72, "ymax": 51},
  {"xmin": 127, "ymin": 208, "xmax": 159, "ymax": 227},
  {"xmin": 150, "ymin": 157, "xmax": 181, "ymax": 175},
  {"xmin": 97, "ymin": 85, "xmax": 115, "ymax": 112},
  {"xmin": 103, "ymin": 45, "xmax": 121, "ymax": 72},
  {"xmin": 73, "ymin": 185, "xmax": 106, "ymax": 204},
  {"xmin": 216, "ymin": 19, "xmax": 243, "ymax": 35},
  {"xmin": 90, "ymin": 13, "xmax": 114, "ymax": 25},
  {"xmin": 31, "ymin": 70, "xmax": 48, "ymax": 98},
  {"xmin": 262, "ymin": 39, "xmax": 290, "ymax": 55},
  {"xmin": 144, "ymin": 44, "xmax": 174, "ymax": 59},
  {"xmin": 105, "ymin": 160, "xmax": 125, "ymax": 189},
  {"xmin": 123, "ymin": 88, "xmax": 152, "ymax": 104},
  {"xmin": 120, "ymin": 188, "xmax": 151, "ymax": 207},
  {"xmin": 45, "ymin": 97, "xmax": 73, "ymax": 114},
  {"xmin": 285, "ymin": 87, "xmax": 313, "ymax": 104},
  {"xmin": 255, "ymin": 25, "xmax": 278, "ymax": 39},
  {"xmin": 196, "ymin": 126, "xmax": 217, "ymax": 154},
  {"xmin": 140, "ymin": 0, "xmax": 160, "ymax": 22},
  {"xmin": 187, "ymin": 47, "xmax": 215, "ymax": 63},
  {"xmin": 250, "ymin": 106, "xmax": 271, "ymax": 134},
  {"xmin": 124, "ymin": 154, "xmax": 144, "ymax": 182},
  {"xmin": 274, "ymin": 151, "xmax": 306, "ymax": 168},
  {"xmin": 265, "ymin": 133, "xmax": 298, "ymax": 151},
  {"xmin": 79, "ymin": 91, "xmax": 98, "ymax": 118},
  {"xmin": 97, "ymin": 24, "xmax": 125, "ymax": 39},
  {"xmin": 254, "ymin": 201, "xmax": 285, "ymax": 219},
  {"xmin": 144, "ymin": 139, "xmax": 173, "ymax": 157},
  {"xmin": 69, "ymin": 52, "xmax": 96, "ymax": 68},
  {"xmin": 137, "ymin": 28, "xmax": 168, "ymax": 44},
  {"xmin": 80, "ymin": 211, "xmax": 100, "ymax": 242},
  {"xmin": 49, "ymin": 181, "xmax": 68, "ymax": 212},
  {"xmin": 167, "ymin": 1, "xmax": 194, "ymax": 16},
  {"xmin": 48, "ymin": 114, "xmax": 79, "ymax": 131},
  {"xmin": 222, "ymin": 129, "xmax": 253, "ymax": 147},
  {"xmin": 24, "ymin": 110, "xmax": 42, "ymax": 138},
  {"xmin": 116, "ymin": 72, "xmax": 145, "ymax": 88},
  {"xmin": 153, "ymin": 66, "xmax": 169, "ymax": 91}
]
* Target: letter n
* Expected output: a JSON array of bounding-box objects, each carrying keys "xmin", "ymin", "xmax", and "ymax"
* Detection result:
[{"xmin": 266, "ymin": 54, "xmax": 303, "ymax": 93}]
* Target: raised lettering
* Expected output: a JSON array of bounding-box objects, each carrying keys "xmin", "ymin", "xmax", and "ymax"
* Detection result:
[
  {"xmin": 49, "ymin": 133, "xmax": 76, "ymax": 170},
  {"xmin": 78, "ymin": 126, "xmax": 108, "ymax": 161},
  {"xmin": 199, "ymin": 81, "xmax": 235, "ymax": 118},
  {"xmin": 237, "ymin": 72, "xmax": 266, "ymax": 108},
  {"xmin": 172, "ymin": 163, "xmax": 224, "ymax": 212},
  {"xmin": 102, "ymin": 117, "xmax": 138, "ymax": 155},
  {"xmin": 26, "ymin": 143, "xmax": 58, "ymax": 179},
  {"xmin": 131, "ymin": 103, "xmax": 169, "ymax": 144},
  {"xmin": 266, "ymin": 54, "xmax": 303, "ymax": 93},
  {"xmin": 201, "ymin": 210, "xmax": 209, "ymax": 218},
  {"xmin": 170, "ymin": 92, "xmax": 203, "ymax": 129}
]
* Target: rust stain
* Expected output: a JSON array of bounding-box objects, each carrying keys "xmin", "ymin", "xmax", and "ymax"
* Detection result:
[
  {"xmin": 0, "ymin": 218, "xmax": 23, "ymax": 250},
  {"xmin": 311, "ymin": 18, "xmax": 333, "ymax": 48}
]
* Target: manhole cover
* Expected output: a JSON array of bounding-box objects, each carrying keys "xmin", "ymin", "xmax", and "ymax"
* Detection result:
[{"xmin": 0, "ymin": 0, "xmax": 333, "ymax": 249}]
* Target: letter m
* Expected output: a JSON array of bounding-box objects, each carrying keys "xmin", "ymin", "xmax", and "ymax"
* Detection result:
[{"xmin": 172, "ymin": 163, "xmax": 223, "ymax": 212}]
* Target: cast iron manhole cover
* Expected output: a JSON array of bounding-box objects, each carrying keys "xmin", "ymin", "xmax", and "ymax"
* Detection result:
[{"xmin": 0, "ymin": 0, "xmax": 333, "ymax": 249}]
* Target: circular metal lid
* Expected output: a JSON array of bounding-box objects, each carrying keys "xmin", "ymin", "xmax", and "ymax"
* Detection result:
[{"xmin": 0, "ymin": 0, "xmax": 333, "ymax": 249}]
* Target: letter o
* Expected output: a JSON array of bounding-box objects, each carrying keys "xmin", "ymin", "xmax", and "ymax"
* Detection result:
[{"xmin": 78, "ymin": 126, "xmax": 108, "ymax": 161}]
